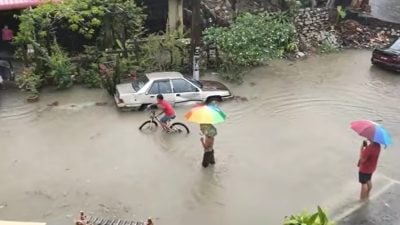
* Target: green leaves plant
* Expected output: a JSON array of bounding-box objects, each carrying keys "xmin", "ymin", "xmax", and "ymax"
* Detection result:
[
  {"xmin": 283, "ymin": 207, "xmax": 335, "ymax": 225},
  {"xmin": 336, "ymin": 6, "xmax": 347, "ymax": 20},
  {"xmin": 13, "ymin": 0, "xmax": 146, "ymax": 96},
  {"xmin": 203, "ymin": 12, "xmax": 297, "ymax": 82},
  {"xmin": 47, "ymin": 44, "xmax": 74, "ymax": 89},
  {"xmin": 16, "ymin": 66, "xmax": 42, "ymax": 96}
]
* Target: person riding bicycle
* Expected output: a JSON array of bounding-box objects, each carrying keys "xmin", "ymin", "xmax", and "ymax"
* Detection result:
[{"xmin": 153, "ymin": 94, "xmax": 175, "ymax": 129}]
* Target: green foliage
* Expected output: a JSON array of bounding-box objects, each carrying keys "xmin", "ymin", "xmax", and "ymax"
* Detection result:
[
  {"xmin": 16, "ymin": 66, "xmax": 42, "ymax": 96},
  {"xmin": 15, "ymin": 0, "xmax": 101, "ymax": 48},
  {"xmin": 284, "ymin": 207, "xmax": 335, "ymax": 225},
  {"xmin": 97, "ymin": 0, "xmax": 145, "ymax": 49},
  {"xmin": 75, "ymin": 46, "xmax": 103, "ymax": 88},
  {"xmin": 203, "ymin": 12, "xmax": 297, "ymax": 82},
  {"xmin": 319, "ymin": 40, "xmax": 339, "ymax": 54},
  {"xmin": 139, "ymin": 31, "xmax": 189, "ymax": 73},
  {"xmin": 98, "ymin": 58, "xmax": 121, "ymax": 96},
  {"xmin": 15, "ymin": 0, "xmax": 145, "ymax": 48},
  {"xmin": 47, "ymin": 44, "xmax": 74, "ymax": 89},
  {"xmin": 78, "ymin": 63, "xmax": 101, "ymax": 88},
  {"xmin": 336, "ymin": 6, "xmax": 347, "ymax": 20},
  {"xmin": 13, "ymin": 0, "xmax": 145, "ymax": 95}
]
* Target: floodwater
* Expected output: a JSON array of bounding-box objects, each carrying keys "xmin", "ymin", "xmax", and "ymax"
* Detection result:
[{"xmin": 1, "ymin": 50, "xmax": 400, "ymax": 225}]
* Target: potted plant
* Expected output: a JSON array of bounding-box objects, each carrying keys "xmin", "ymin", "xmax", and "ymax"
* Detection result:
[{"xmin": 16, "ymin": 66, "xmax": 42, "ymax": 102}]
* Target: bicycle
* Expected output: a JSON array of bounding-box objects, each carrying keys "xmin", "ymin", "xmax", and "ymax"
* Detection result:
[{"xmin": 138, "ymin": 106, "xmax": 190, "ymax": 134}]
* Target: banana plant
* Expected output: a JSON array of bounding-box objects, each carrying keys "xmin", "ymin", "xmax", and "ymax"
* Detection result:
[{"xmin": 284, "ymin": 206, "xmax": 335, "ymax": 225}]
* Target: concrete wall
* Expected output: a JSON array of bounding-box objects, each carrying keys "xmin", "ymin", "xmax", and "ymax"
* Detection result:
[{"xmin": 294, "ymin": 7, "xmax": 399, "ymax": 51}]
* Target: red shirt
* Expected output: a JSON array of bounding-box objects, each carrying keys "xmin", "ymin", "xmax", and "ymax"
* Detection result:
[
  {"xmin": 2, "ymin": 28, "xmax": 13, "ymax": 41},
  {"xmin": 157, "ymin": 100, "xmax": 174, "ymax": 116},
  {"xmin": 358, "ymin": 143, "xmax": 381, "ymax": 174}
]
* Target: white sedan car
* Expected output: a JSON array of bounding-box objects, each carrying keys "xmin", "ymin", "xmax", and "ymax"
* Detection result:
[{"xmin": 114, "ymin": 72, "xmax": 233, "ymax": 110}]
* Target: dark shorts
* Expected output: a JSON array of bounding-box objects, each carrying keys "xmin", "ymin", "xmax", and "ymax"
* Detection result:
[
  {"xmin": 160, "ymin": 114, "xmax": 175, "ymax": 123},
  {"xmin": 359, "ymin": 172, "xmax": 372, "ymax": 184}
]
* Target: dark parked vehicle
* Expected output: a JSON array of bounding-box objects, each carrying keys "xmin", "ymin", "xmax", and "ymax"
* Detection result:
[{"xmin": 371, "ymin": 38, "xmax": 400, "ymax": 72}]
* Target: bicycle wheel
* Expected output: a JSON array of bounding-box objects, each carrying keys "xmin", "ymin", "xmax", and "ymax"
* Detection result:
[
  {"xmin": 170, "ymin": 122, "xmax": 190, "ymax": 134},
  {"xmin": 139, "ymin": 120, "xmax": 158, "ymax": 132}
]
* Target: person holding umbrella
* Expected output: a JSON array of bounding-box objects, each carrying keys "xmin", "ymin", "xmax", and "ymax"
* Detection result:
[
  {"xmin": 358, "ymin": 139, "xmax": 381, "ymax": 200},
  {"xmin": 185, "ymin": 103, "xmax": 226, "ymax": 168},
  {"xmin": 351, "ymin": 120, "xmax": 392, "ymax": 200},
  {"xmin": 200, "ymin": 123, "xmax": 217, "ymax": 167}
]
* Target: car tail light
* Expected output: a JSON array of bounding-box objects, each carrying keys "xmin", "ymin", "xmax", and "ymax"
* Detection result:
[{"xmin": 118, "ymin": 98, "xmax": 124, "ymax": 103}]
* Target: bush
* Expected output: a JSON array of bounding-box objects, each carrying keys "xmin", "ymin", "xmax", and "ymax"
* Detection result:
[
  {"xmin": 284, "ymin": 206, "xmax": 335, "ymax": 225},
  {"xmin": 319, "ymin": 40, "xmax": 339, "ymax": 54},
  {"xmin": 75, "ymin": 46, "xmax": 103, "ymax": 88},
  {"xmin": 78, "ymin": 63, "xmax": 102, "ymax": 88},
  {"xmin": 13, "ymin": 0, "xmax": 145, "ymax": 95},
  {"xmin": 139, "ymin": 31, "xmax": 189, "ymax": 73},
  {"xmin": 47, "ymin": 44, "xmax": 74, "ymax": 89},
  {"xmin": 203, "ymin": 12, "xmax": 297, "ymax": 82},
  {"xmin": 16, "ymin": 66, "xmax": 42, "ymax": 96},
  {"xmin": 97, "ymin": 53, "xmax": 130, "ymax": 95}
]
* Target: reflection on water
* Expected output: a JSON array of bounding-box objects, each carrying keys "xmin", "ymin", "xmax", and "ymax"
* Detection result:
[{"xmin": 0, "ymin": 50, "xmax": 400, "ymax": 225}]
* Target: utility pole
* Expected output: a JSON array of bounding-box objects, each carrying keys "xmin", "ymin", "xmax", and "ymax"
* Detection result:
[{"xmin": 191, "ymin": 0, "xmax": 201, "ymax": 80}]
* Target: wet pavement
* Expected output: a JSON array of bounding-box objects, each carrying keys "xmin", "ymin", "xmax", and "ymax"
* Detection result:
[
  {"xmin": 339, "ymin": 183, "xmax": 400, "ymax": 225},
  {"xmin": 0, "ymin": 50, "xmax": 400, "ymax": 225},
  {"xmin": 371, "ymin": 0, "xmax": 400, "ymax": 24}
]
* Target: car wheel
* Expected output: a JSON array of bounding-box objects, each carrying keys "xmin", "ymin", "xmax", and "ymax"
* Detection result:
[
  {"xmin": 205, "ymin": 96, "xmax": 222, "ymax": 105},
  {"xmin": 139, "ymin": 104, "xmax": 150, "ymax": 111}
]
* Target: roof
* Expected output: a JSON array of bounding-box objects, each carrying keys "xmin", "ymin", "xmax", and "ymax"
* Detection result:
[
  {"xmin": 0, "ymin": 0, "xmax": 60, "ymax": 11},
  {"xmin": 0, "ymin": 0, "xmax": 40, "ymax": 10},
  {"xmin": 145, "ymin": 71, "xmax": 183, "ymax": 80},
  {"xmin": 0, "ymin": 221, "xmax": 45, "ymax": 225}
]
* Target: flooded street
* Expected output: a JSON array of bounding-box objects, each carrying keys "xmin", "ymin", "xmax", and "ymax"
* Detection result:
[{"xmin": 1, "ymin": 50, "xmax": 400, "ymax": 225}]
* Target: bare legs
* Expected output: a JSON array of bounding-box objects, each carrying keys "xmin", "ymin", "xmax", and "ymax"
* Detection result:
[
  {"xmin": 367, "ymin": 180, "xmax": 373, "ymax": 195},
  {"xmin": 360, "ymin": 181, "xmax": 373, "ymax": 201}
]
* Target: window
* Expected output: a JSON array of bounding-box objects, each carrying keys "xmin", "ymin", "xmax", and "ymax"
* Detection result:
[
  {"xmin": 131, "ymin": 76, "xmax": 149, "ymax": 91},
  {"xmin": 172, "ymin": 79, "xmax": 198, "ymax": 93},
  {"xmin": 390, "ymin": 39, "xmax": 400, "ymax": 51},
  {"xmin": 185, "ymin": 77, "xmax": 203, "ymax": 88},
  {"xmin": 148, "ymin": 80, "xmax": 172, "ymax": 94}
]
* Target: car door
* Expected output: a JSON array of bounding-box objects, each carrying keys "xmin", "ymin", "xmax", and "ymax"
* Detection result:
[
  {"xmin": 145, "ymin": 79, "xmax": 175, "ymax": 104},
  {"xmin": 171, "ymin": 78, "xmax": 202, "ymax": 104}
]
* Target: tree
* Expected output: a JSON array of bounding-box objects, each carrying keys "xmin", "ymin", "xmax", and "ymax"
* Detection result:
[
  {"xmin": 13, "ymin": 0, "xmax": 145, "ymax": 92},
  {"xmin": 14, "ymin": 0, "xmax": 145, "ymax": 52}
]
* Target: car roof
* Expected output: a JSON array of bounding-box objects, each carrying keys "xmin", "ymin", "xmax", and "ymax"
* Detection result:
[{"xmin": 146, "ymin": 72, "xmax": 183, "ymax": 80}]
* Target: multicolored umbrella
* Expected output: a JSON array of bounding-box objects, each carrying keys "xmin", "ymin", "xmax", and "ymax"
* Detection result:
[
  {"xmin": 350, "ymin": 120, "xmax": 392, "ymax": 148},
  {"xmin": 184, "ymin": 104, "xmax": 226, "ymax": 124}
]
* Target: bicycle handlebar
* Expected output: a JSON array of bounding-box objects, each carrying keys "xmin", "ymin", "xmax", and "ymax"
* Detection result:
[{"xmin": 146, "ymin": 105, "xmax": 164, "ymax": 118}]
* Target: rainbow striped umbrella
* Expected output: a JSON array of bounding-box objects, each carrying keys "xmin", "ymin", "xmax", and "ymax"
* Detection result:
[
  {"xmin": 184, "ymin": 104, "xmax": 226, "ymax": 124},
  {"xmin": 350, "ymin": 120, "xmax": 392, "ymax": 148}
]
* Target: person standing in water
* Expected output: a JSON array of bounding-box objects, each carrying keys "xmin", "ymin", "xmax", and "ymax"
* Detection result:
[
  {"xmin": 200, "ymin": 123, "xmax": 217, "ymax": 168},
  {"xmin": 358, "ymin": 140, "xmax": 381, "ymax": 200}
]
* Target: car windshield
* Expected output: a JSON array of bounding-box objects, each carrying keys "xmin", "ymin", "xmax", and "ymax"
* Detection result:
[
  {"xmin": 131, "ymin": 76, "xmax": 149, "ymax": 91},
  {"xmin": 389, "ymin": 39, "xmax": 400, "ymax": 51}
]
